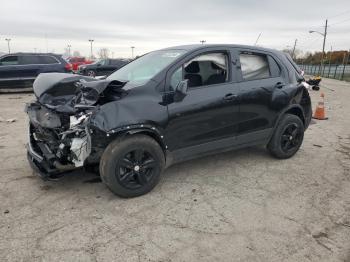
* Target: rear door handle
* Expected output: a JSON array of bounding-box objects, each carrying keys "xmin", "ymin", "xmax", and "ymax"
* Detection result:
[
  {"xmin": 223, "ymin": 93, "xmax": 238, "ymax": 101},
  {"xmin": 275, "ymin": 82, "xmax": 285, "ymax": 89}
]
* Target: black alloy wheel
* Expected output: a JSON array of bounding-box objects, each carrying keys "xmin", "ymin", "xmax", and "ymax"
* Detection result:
[
  {"xmin": 117, "ymin": 149, "xmax": 157, "ymax": 189},
  {"xmin": 280, "ymin": 123, "xmax": 303, "ymax": 153},
  {"xmin": 100, "ymin": 135, "xmax": 165, "ymax": 198},
  {"xmin": 267, "ymin": 114, "xmax": 304, "ymax": 159}
]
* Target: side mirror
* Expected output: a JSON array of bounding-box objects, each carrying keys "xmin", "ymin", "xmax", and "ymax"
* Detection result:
[{"xmin": 174, "ymin": 80, "xmax": 188, "ymax": 102}]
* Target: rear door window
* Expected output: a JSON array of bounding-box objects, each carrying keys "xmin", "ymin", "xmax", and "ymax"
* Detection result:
[
  {"xmin": 0, "ymin": 55, "xmax": 19, "ymax": 66},
  {"xmin": 239, "ymin": 53, "xmax": 270, "ymax": 81},
  {"xmin": 39, "ymin": 56, "xmax": 59, "ymax": 64},
  {"xmin": 21, "ymin": 55, "xmax": 41, "ymax": 65}
]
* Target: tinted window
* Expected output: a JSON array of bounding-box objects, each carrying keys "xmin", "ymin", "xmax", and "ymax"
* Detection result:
[
  {"xmin": 110, "ymin": 60, "xmax": 126, "ymax": 66},
  {"xmin": 268, "ymin": 56, "xmax": 281, "ymax": 77},
  {"xmin": 170, "ymin": 52, "xmax": 229, "ymax": 89},
  {"xmin": 0, "ymin": 56, "xmax": 19, "ymax": 66},
  {"xmin": 239, "ymin": 53, "xmax": 270, "ymax": 81},
  {"xmin": 99, "ymin": 59, "xmax": 108, "ymax": 66},
  {"xmin": 21, "ymin": 55, "xmax": 41, "ymax": 65},
  {"xmin": 39, "ymin": 56, "xmax": 59, "ymax": 64}
]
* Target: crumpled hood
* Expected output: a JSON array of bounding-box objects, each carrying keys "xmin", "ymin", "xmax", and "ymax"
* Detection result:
[
  {"xmin": 33, "ymin": 73, "xmax": 128, "ymax": 114},
  {"xmin": 33, "ymin": 73, "xmax": 95, "ymax": 98}
]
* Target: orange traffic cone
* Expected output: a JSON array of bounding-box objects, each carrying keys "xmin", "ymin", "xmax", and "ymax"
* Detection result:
[{"xmin": 313, "ymin": 93, "xmax": 328, "ymax": 120}]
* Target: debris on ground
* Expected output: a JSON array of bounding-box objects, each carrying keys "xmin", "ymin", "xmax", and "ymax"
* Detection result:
[
  {"xmin": 6, "ymin": 118, "xmax": 17, "ymax": 123},
  {"xmin": 313, "ymin": 144, "xmax": 323, "ymax": 148}
]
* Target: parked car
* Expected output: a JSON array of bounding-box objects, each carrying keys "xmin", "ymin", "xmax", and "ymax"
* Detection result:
[
  {"xmin": 0, "ymin": 53, "xmax": 72, "ymax": 91},
  {"xmin": 26, "ymin": 44, "xmax": 312, "ymax": 197},
  {"xmin": 77, "ymin": 58, "xmax": 130, "ymax": 77},
  {"xmin": 67, "ymin": 56, "xmax": 92, "ymax": 72}
]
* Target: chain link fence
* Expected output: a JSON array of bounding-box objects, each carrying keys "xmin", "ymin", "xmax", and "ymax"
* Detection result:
[{"xmin": 298, "ymin": 64, "xmax": 350, "ymax": 81}]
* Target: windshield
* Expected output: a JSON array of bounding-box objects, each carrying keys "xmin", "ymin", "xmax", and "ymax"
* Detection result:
[{"xmin": 107, "ymin": 50, "xmax": 186, "ymax": 85}]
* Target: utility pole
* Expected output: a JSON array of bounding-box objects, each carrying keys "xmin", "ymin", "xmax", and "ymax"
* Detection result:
[
  {"xmin": 291, "ymin": 39, "xmax": 298, "ymax": 60},
  {"xmin": 309, "ymin": 19, "xmax": 328, "ymax": 75},
  {"xmin": 88, "ymin": 39, "xmax": 94, "ymax": 59},
  {"xmin": 131, "ymin": 46, "xmax": 135, "ymax": 59},
  {"xmin": 5, "ymin": 38, "xmax": 11, "ymax": 53},
  {"xmin": 200, "ymin": 40, "xmax": 206, "ymax": 45},
  {"xmin": 320, "ymin": 19, "xmax": 328, "ymax": 76},
  {"xmin": 341, "ymin": 49, "xmax": 350, "ymax": 80}
]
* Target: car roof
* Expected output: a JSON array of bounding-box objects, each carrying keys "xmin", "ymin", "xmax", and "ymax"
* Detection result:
[
  {"xmin": 160, "ymin": 44, "xmax": 280, "ymax": 54},
  {"xmin": 0, "ymin": 52, "xmax": 61, "ymax": 57}
]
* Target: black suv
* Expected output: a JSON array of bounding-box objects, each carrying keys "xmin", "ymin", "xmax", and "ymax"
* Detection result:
[
  {"xmin": 26, "ymin": 44, "xmax": 312, "ymax": 197},
  {"xmin": 0, "ymin": 53, "xmax": 72, "ymax": 91},
  {"xmin": 77, "ymin": 58, "xmax": 130, "ymax": 77}
]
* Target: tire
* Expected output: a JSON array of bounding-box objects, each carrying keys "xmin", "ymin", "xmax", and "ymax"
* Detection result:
[
  {"xmin": 87, "ymin": 70, "xmax": 96, "ymax": 77},
  {"xmin": 100, "ymin": 135, "xmax": 165, "ymax": 198},
  {"xmin": 267, "ymin": 114, "xmax": 304, "ymax": 159}
]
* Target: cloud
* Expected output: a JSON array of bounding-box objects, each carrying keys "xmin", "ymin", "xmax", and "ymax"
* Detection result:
[{"xmin": 0, "ymin": 0, "xmax": 349, "ymax": 57}]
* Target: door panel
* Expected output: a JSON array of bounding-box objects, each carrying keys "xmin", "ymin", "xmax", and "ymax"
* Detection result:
[
  {"xmin": 0, "ymin": 55, "xmax": 20, "ymax": 80},
  {"xmin": 18, "ymin": 56, "xmax": 40, "ymax": 80},
  {"xmin": 165, "ymin": 82, "xmax": 240, "ymax": 151},
  {"xmin": 235, "ymin": 49, "xmax": 285, "ymax": 137},
  {"xmin": 238, "ymin": 76, "xmax": 284, "ymax": 135}
]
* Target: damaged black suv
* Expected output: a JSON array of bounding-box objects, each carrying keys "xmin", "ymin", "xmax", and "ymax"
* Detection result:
[{"xmin": 26, "ymin": 44, "xmax": 312, "ymax": 197}]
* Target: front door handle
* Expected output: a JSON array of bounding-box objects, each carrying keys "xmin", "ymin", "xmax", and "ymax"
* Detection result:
[
  {"xmin": 275, "ymin": 82, "xmax": 285, "ymax": 89},
  {"xmin": 223, "ymin": 93, "xmax": 238, "ymax": 101}
]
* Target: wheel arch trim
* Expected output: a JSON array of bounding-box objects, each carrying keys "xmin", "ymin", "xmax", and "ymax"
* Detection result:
[
  {"xmin": 106, "ymin": 124, "xmax": 167, "ymax": 152},
  {"xmin": 268, "ymin": 104, "xmax": 306, "ymax": 142}
]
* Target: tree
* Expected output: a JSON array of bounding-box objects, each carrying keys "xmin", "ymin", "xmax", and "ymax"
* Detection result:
[
  {"xmin": 73, "ymin": 50, "xmax": 81, "ymax": 57},
  {"xmin": 297, "ymin": 50, "xmax": 349, "ymax": 65},
  {"xmin": 99, "ymin": 48, "xmax": 110, "ymax": 59}
]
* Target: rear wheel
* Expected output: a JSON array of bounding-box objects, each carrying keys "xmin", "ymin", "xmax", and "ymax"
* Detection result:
[
  {"xmin": 268, "ymin": 114, "xmax": 304, "ymax": 159},
  {"xmin": 100, "ymin": 135, "xmax": 165, "ymax": 198}
]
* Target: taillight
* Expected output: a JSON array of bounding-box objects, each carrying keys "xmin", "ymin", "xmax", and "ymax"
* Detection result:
[{"xmin": 65, "ymin": 63, "xmax": 73, "ymax": 71}]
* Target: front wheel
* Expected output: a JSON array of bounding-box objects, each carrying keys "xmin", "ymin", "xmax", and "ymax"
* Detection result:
[
  {"xmin": 267, "ymin": 114, "xmax": 304, "ymax": 159},
  {"xmin": 87, "ymin": 70, "xmax": 96, "ymax": 77},
  {"xmin": 100, "ymin": 135, "xmax": 165, "ymax": 198}
]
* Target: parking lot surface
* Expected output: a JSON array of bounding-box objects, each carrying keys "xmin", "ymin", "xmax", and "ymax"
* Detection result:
[{"xmin": 0, "ymin": 78, "xmax": 350, "ymax": 262}]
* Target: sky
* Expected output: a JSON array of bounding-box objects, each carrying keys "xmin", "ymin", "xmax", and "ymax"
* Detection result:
[{"xmin": 0, "ymin": 0, "xmax": 349, "ymax": 58}]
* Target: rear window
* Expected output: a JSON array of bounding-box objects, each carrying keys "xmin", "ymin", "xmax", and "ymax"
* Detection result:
[
  {"xmin": 0, "ymin": 55, "xmax": 19, "ymax": 65},
  {"xmin": 239, "ymin": 53, "xmax": 270, "ymax": 81}
]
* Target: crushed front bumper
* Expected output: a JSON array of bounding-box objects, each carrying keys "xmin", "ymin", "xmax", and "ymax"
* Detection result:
[{"xmin": 26, "ymin": 125, "xmax": 65, "ymax": 180}]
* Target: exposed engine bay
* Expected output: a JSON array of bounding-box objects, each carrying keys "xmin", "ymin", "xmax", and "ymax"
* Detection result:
[{"xmin": 26, "ymin": 73, "xmax": 128, "ymax": 178}]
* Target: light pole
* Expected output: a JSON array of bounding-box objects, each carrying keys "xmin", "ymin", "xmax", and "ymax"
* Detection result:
[
  {"xmin": 67, "ymin": 44, "xmax": 71, "ymax": 56},
  {"xmin": 200, "ymin": 40, "xmax": 206, "ymax": 45},
  {"xmin": 309, "ymin": 19, "xmax": 328, "ymax": 75},
  {"xmin": 328, "ymin": 45, "xmax": 333, "ymax": 67},
  {"xmin": 88, "ymin": 39, "xmax": 94, "ymax": 59},
  {"xmin": 131, "ymin": 46, "xmax": 135, "ymax": 59},
  {"xmin": 291, "ymin": 39, "xmax": 298, "ymax": 60},
  {"xmin": 5, "ymin": 38, "xmax": 11, "ymax": 53}
]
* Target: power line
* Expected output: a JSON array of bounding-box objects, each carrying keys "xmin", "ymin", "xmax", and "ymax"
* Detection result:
[
  {"xmin": 328, "ymin": 10, "xmax": 350, "ymax": 19},
  {"xmin": 329, "ymin": 17, "xmax": 350, "ymax": 26}
]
